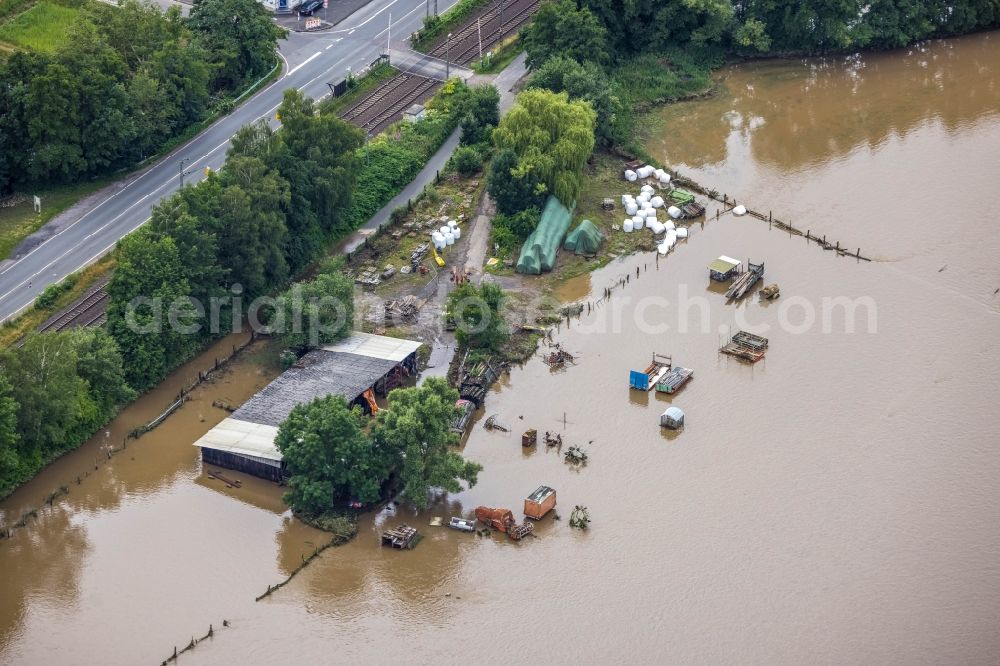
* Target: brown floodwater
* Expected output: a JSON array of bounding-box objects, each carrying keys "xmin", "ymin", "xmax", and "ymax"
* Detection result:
[{"xmin": 4, "ymin": 32, "xmax": 1000, "ymax": 665}]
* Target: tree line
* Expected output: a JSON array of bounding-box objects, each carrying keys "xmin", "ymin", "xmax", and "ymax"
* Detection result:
[
  {"xmin": 526, "ymin": 0, "xmax": 999, "ymax": 62},
  {"xmin": 0, "ymin": 0, "xmax": 285, "ymax": 194}
]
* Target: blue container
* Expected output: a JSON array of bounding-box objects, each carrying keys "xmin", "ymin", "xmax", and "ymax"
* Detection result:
[{"xmin": 629, "ymin": 370, "xmax": 649, "ymax": 390}]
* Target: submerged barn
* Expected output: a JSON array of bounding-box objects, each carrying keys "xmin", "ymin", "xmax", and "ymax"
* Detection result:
[{"xmin": 193, "ymin": 332, "xmax": 421, "ymax": 482}]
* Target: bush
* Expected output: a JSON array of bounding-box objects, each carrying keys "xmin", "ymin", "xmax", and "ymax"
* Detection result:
[{"xmin": 451, "ymin": 146, "xmax": 483, "ymax": 176}]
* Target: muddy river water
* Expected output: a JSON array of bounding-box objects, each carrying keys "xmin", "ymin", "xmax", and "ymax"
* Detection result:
[{"xmin": 3, "ymin": 32, "xmax": 1000, "ymax": 665}]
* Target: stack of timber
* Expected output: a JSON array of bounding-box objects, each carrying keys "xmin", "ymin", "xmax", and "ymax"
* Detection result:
[
  {"xmin": 655, "ymin": 366, "xmax": 694, "ymax": 394},
  {"xmin": 381, "ymin": 525, "xmax": 419, "ymax": 549},
  {"xmin": 719, "ymin": 330, "xmax": 769, "ymax": 363},
  {"xmin": 681, "ymin": 202, "xmax": 705, "ymax": 218},
  {"xmin": 725, "ymin": 260, "xmax": 765, "ymax": 300},
  {"xmin": 459, "ymin": 360, "xmax": 499, "ymax": 407}
]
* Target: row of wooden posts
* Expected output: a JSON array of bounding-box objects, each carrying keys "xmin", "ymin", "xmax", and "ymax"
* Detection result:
[
  {"xmin": 0, "ymin": 332, "xmax": 260, "ymax": 543},
  {"xmin": 672, "ymin": 175, "xmax": 872, "ymax": 262}
]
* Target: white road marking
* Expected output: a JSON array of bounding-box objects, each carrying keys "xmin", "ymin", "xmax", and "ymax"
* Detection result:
[{"xmin": 286, "ymin": 51, "xmax": 322, "ymax": 77}]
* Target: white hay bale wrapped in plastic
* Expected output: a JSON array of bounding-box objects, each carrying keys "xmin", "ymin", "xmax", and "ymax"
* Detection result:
[
  {"xmin": 733, "ymin": 204, "xmax": 747, "ymax": 216},
  {"xmin": 625, "ymin": 202, "xmax": 638, "ymax": 216},
  {"xmin": 440, "ymin": 225, "xmax": 451, "ymax": 235},
  {"xmin": 452, "ymin": 226, "xmax": 461, "ymax": 239},
  {"xmin": 640, "ymin": 184, "xmax": 654, "ymax": 195},
  {"xmin": 653, "ymin": 168, "xmax": 665, "ymax": 180},
  {"xmin": 445, "ymin": 232, "xmax": 455, "ymax": 246},
  {"xmin": 432, "ymin": 232, "xmax": 445, "ymax": 249},
  {"xmin": 633, "ymin": 216, "xmax": 644, "ymax": 230},
  {"xmin": 623, "ymin": 219, "xmax": 634, "ymax": 233},
  {"xmin": 624, "ymin": 170, "xmax": 638, "ymax": 182},
  {"xmin": 636, "ymin": 192, "xmax": 649, "ymax": 204},
  {"xmin": 649, "ymin": 220, "xmax": 666, "ymax": 235},
  {"xmin": 667, "ymin": 205, "xmax": 683, "ymax": 219},
  {"xmin": 658, "ymin": 172, "xmax": 671, "ymax": 185},
  {"xmin": 663, "ymin": 220, "xmax": 675, "ymax": 231},
  {"xmin": 675, "ymin": 227, "xmax": 688, "ymax": 239},
  {"xmin": 637, "ymin": 165, "xmax": 655, "ymax": 179},
  {"xmin": 651, "ymin": 196, "xmax": 665, "ymax": 208},
  {"xmin": 632, "ymin": 215, "xmax": 644, "ymax": 227},
  {"xmin": 646, "ymin": 214, "xmax": 657, "ymax": 226},
  {"xmin": 621, "ymin": 194, "xmax": 633, "ymax": 205},
  {"xmin": 657, "ymin": 242, "xmax": 669, "ymax": 255}
]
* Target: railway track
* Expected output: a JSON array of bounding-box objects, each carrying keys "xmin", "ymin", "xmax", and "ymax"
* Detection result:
[
  {"xmin": 36, "ymin": 278, "xmax": 110, "ymax": 335},
  {"xmin": 427, "ymin": 0, "xmax": 540, "ymax": 66},
  {"xmin": 340, "ymin": 73, "xmax": 441, "ymax": 136}
]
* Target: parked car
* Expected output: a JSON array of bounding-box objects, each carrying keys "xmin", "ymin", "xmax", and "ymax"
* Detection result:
[{"xmin": 297, "ymin": 0, "xmax": 322, "ymax": 15}]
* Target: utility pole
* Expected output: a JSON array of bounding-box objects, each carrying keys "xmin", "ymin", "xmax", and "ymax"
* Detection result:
[
  {"xmin": 499, "ymin": 0, "xmax": 504, "ymax": 42},
  {"xmin": 179, "ymin": 157, "xmax": 189, "ymax": 188},
  {"xmin": 477, "ymin": 16, "xmax": 482, "ymax": 62},
  {"xmin": 434, "ymin": 0, "xmax": 437, "ymax": 16},
  {"xmin": 446, "ymin": 32, "xmax": 452, "ymax": 79},
  {"xmin": 426, "ymin": 0, "xmax": 429, "ymax": 18},
  {"xmin": 387, "ymin": 12, "xmax": 391, "ymax": 56}
]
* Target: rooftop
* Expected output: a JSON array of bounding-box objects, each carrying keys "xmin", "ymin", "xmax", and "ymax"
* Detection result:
[
  {"xmin": 708, "ymin": 256, "xmax": 741, "ymax": 273},
  {"xmin": 231, "ymin": 348, "xmax": 397, "ymax": 427},
  {"xmin": 322, "ymin": 331, "xmax": 422, "ymax": 363},
  {"xmin": 192, "ymin": 418, "xmax": 282, "ymax": 462}
]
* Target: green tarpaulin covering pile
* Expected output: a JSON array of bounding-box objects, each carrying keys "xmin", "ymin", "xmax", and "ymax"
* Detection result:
[
  {"xmin": 516, "ymin": 196, "xmax": 574, "ymax": 274},
  {"xmin": 563, "ymin": 219, "xmax": 604, "ymax": 256}
]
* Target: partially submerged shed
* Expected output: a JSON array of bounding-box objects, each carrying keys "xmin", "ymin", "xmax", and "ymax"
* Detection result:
[
  {"xmin": 194, "ymin": 332, "xmax": 421, "ymax": 482},
  {"xmin": 708, "ymin": 256, "xmax": 741, "ymax": 282},
  {"xmin": 524, "ymin": 485, "xmax": 557, "ymax": 520}
]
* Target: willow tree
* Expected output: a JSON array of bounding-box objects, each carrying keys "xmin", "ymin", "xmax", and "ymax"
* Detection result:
[{"xmin": 492, "ymin": 89, "xmax": 596, "ymax": 207}]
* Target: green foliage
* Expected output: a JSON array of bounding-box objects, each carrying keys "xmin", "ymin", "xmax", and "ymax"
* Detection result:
[
  {"xmin": 187, "ymin": 0, "xmax": 285, "ymax": 90},
  {"xmin": 34, "ymin": 274, "xmax": 76, "ymax": 309},
  {"xmin": 341, "ymin": 81, "xmax": 470, "ymax": 230},
  {"xmin": 412, "ymin": 0, "xmax": 490, "ymax": 51},
  {"xmin": 273, "ymin": 269, "xmax": 355, "ymax": 351},
  {"xmin": 0, "ymin": 0, "xmax": 280, "ymax": 194},
  {"xmin": 459, "ymin": 84, "xmax": 500, "ymax": 146},
  {"xmin": 494, "ymin": 207, "xmax": 540, "ymax": 241},
  {"xmin": 523, "ymin": 0, "xmax": 610, "ymax": 68},
  {"xmin": 0, "ymin": 329, "xmax": 131, "ymax": 497},
  {"xmin": 451, "ymin": 145, "xmax": 483, "ymax": 177},
  {"xmin": 527, "ymin": 56, "xmax": 624, "ymax": 146},
  {"xmin": 0, "ymin": 370, "xmax": 21, "ymax": 497},
  {"xmin": 446, "ymin": 281, "xmax": 509, "ymax": 351},
  {"xmin": 107, "ymin": 230, "xmax": 200, "ymax": 391},
  {"xmin": 373, "ymin": 377, "xmax": 482, "ymax": 509},
  {"xmin": 276, "ymin": 395, "xmax": 388, "ymax": 514},
  {"xmin": 492, "ymin": 89, "xmax": 596, "ymax": 207},
  {"xmin": 487, "ymin": 148, "xmax": 545, "ymax": 216},
  {"xmin": 0, "ymin": 1, "xmax": 80, "ymax": 52}
]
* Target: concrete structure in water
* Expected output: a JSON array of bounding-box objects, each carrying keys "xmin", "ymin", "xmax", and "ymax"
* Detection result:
[{"xmin": 193, "ymin": 332, "xmax": 421, "ymax": 482}]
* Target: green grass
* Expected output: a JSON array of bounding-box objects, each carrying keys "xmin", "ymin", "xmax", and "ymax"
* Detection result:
[
  {"xmin": 411, "ymin": 0, "xmax": 490, "ymax": 52},
  {"xmin": 0, "ymin": 177, "xmax": 115, "ymax": 260},
  {"xmin": 472, "ymin": 34, "xmax": 523, "ymax": 74},
  {"xmin": 320, "ymin": 63, "xmax": 396, "ymax": 116},
  {"xmin": 0, "ymin": 1, "xmax": 80, "ymax": 53}
]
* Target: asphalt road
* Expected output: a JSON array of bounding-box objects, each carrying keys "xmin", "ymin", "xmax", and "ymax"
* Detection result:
[{"xmin": 0, "ymin": 0, "xmax": 460, "ymax": 323}]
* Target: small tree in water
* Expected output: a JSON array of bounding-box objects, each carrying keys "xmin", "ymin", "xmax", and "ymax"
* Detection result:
[
  {"xmin": 373, "ymin": 377, "xmax": 482, "ymax": 509},
  {"xmin": 276, "ymin": 395, "xmax": 388, "ymax": 514}
]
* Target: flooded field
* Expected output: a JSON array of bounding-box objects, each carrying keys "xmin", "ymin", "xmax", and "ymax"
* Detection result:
[{"xmin": 3, "ymin": 31, "xmax": 1000, "ymax": 665}]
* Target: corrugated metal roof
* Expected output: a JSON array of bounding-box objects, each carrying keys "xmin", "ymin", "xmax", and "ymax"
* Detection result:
[
  {"xmin": 232, "ymin": 349, "xmax": 396, "ymax": 427},
  {"xmin": 322, "ymin": 331, "xmax": 422, "ymax": 362},
  {"xmin": 193, "ymin": 418, "xmax": 282, "ymax": 461},
  {"xmin": 708, "ymin": 256, "xmax": 741, "ymax": 273}
]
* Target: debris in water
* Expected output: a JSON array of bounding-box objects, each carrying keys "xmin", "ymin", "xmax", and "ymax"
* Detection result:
[
  {"xmin": 569, "ymin": 506, "xmax": 590, "ymax": 529},
  {"xmin": 564, "ymin": 446, "xmax": 588, "ymax": 465}
]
